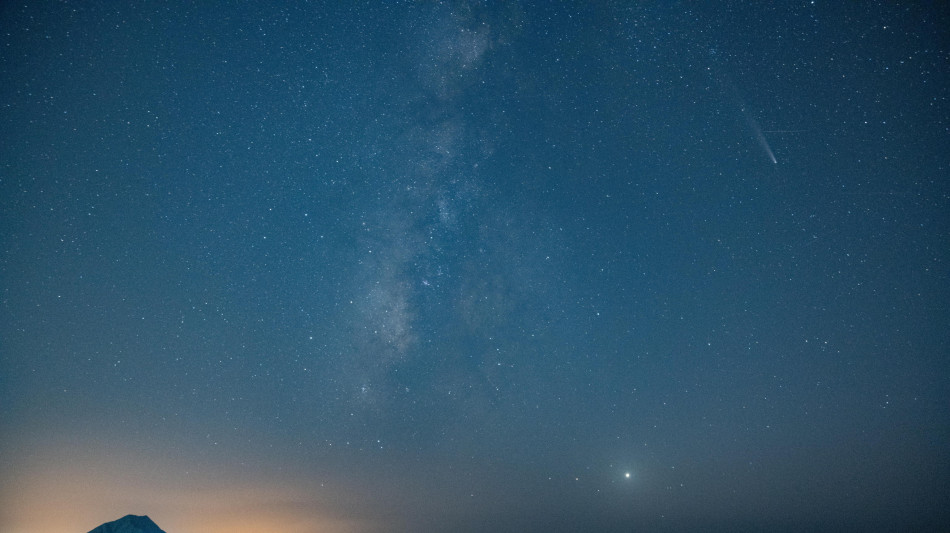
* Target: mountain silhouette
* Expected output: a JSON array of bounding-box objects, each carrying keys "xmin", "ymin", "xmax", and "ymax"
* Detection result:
[{"xmin": 87, "ymin": 515, "xmax": 166, "ymax": 533}]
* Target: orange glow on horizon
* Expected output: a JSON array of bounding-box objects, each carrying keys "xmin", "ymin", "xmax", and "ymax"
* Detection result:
[{"xmin": 0, "ymin": 444, "xmax": 379, "ymax": 533}]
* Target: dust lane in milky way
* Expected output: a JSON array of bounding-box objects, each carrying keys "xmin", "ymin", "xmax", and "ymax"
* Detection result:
[{"xmin": 1, "ymin": 2, "xmax": 948, "ymax": 532}]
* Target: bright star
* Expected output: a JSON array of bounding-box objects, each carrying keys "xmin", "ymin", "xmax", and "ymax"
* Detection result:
[{"xmin": 625, "ymin": 472, "xmax": 631, "ymax": 479}]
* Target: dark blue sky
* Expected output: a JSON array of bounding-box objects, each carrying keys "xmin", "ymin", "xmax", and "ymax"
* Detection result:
[{"xmin": 2, "ymin": 2, "xmax": 948, "ymax": 532}]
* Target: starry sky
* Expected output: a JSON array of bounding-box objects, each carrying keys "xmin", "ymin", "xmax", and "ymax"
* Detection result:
[{"xmin": 1, "ymin": 2, "xmax": 948, "ymax": 532}]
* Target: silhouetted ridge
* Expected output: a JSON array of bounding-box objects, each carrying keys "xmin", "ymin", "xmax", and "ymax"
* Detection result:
[{"xmin": 87, "ymin": 514, "xmax": 166, "ymax": 533}]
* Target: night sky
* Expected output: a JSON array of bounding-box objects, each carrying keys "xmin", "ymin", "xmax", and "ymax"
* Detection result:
[{"xmin": 2, "ymin": 2, "xmax": 948, "ymax": 532}]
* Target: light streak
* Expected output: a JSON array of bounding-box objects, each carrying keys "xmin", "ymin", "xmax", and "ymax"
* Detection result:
[{"xmin": 742, "ymin": 107, "xmax": 777, "ymax": 164}]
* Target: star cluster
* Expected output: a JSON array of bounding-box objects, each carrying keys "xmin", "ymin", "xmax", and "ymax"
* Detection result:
[{"xmin": 1, "ymin": 2, "xmax": 948, "ymax": 532}]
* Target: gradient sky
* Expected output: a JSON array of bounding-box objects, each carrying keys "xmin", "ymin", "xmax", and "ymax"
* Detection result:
[{"xmin": 2, "ymin": 2, "xmax": 948, "ymax": 532}]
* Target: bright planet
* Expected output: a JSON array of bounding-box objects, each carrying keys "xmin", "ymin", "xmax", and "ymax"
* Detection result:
[{"xmin": 1, "ymin": 2, "xmax": 947, "ymax": 533}]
